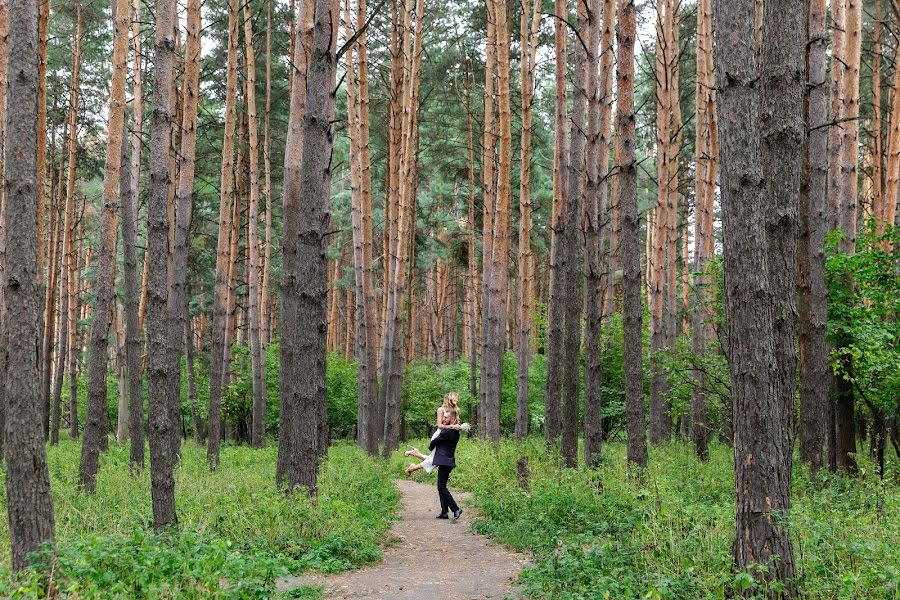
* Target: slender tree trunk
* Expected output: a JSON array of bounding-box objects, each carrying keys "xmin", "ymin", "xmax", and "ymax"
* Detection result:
[
  {"xmin": 69, "ymin": 225, "xmax": 82, "ymax": 439},
  {"xmin": 515, "ymin": 0, "xmax": 541, "ymax": 440},
  {"xmin": 52, "ymin": 17, "xmax": 82, "ymax": 445},
  {"xmin": 381, "ymin": 0, "xmax": 423, "ymax": 456},
  {"xmin": 691, "ymin": 0, "xmax": 716, "ymax": 459},
  {"xmin": 798, "ymin": 0, "xmax": 829, "ymax": 471},
  {"xmin": 0, "ymin": 0, "xmax": 9, "ymax": 462},
  {"xmin": 278, "ymin": 0, "xmax": 338, "ymax": 493},
  {"xmin": 185, "ymin": 298, "xmax": 202, "ymax": 444},
  {"xmin": 1, "ymin": 0, "xmax": 57, "ymax": 566},
  {"xmin": 115, "ymin": 301, "xmax": 128, "ymax": 441},
  {"xmin": 481, "ymin": 0, "xmax": 512, "ymax": 442},
  {"xmin": 146, "ymin": 0, "xmax": 179, "ymax": 527},
  {"xmin": 617, "ymin": 0, "xmax": 647, "ymax": 468},
  {"xmin": 559, "ymin": 0, "xmax": 590, "ymax": 466},
  {"xmin": 261, "ymin": 0, "xmax": 273, "ymax": 346},
  {"xmin": 239, "ymin": 0, "xmax": 266, "ymax": 448},
  {"xmin": 713, "ymin": 0, "xmax": 799, "ymax": 584},
  {"xmin": 829, "ymin": 0, "xmax": 861, "ymax": 473},
  {"xmin": 80, "ymin": 0, "xmax": 131, "ymax": 492},
  {"xmin": 478, "ymin": 2, "xmax": 496, "ymax": 437},
  {"xmin": 124, "ymin": 0, "xmax": 144, "ymax": 471},
  {"xmin": 41, "ymin": 128, "xmax": 62, "ymax": 440},
  {"xmin": 463, "ymin": 57, "xmax": 478, "ymax": 425},
  {"xmin": 544, "ymin": 0, "xmax": 569, "ymax": 445},
  {"xmin": 207, "ymin": 0, "xmax": 240, "ymax": 469},
  {"xmin": 585, "ymin": 0, "xmax": 613, "ymax": 466}
]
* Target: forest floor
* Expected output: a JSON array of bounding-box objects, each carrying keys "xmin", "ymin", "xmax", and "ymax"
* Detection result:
[{"xmin": 277, "ymin": 478, "xmax": 528, "ymax": 599}]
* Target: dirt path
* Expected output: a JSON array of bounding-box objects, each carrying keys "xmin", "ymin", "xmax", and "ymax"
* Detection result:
[{"xmin": 277, "ymin": 479, "xmax": 528, "ymax": 599}]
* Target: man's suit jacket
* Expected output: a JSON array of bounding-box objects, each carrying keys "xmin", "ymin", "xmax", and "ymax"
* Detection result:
[{"xmin": 429, "ymin": 428, "xmax": 460, "ymax": 468}]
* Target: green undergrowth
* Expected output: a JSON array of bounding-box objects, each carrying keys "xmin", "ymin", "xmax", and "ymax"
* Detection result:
[
  {"xmin": 392, "ymin": 437, "xmax": 899, "ymax": 599},
  {"xmin": 0, "ymin": 440, "xmax": 399, "ymax": 598}
]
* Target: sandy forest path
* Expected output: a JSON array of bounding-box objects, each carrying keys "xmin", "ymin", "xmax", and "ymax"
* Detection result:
[{"xmin": 277, "ymin": 478, "xmax": 528, "ymax": 599}]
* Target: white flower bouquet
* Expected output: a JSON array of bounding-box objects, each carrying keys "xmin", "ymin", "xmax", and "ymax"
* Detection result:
[{"xmin": 459, "ymin": 422, "xmax": 471, "ymax": 433}]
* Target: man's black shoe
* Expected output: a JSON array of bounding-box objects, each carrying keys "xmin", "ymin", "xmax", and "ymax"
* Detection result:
[
  {"xmin": 453, "ymin": 508, "xmax": 463, "ymax": 520},
  {"xmin": 436, "ymin": 513, "xmax": 449, "ymax": 519}
]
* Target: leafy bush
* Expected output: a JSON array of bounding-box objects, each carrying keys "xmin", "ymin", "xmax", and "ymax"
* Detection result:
[{"xmin": 0, "ymin": 441, "xmax": 398, "ymax": 597}]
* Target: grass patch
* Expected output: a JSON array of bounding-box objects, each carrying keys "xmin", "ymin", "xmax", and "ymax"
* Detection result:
[
  {"xmin": 392, "ymin": 437, "xmax": 899, "ymax": 599},
  {"xmin": 0, "ymin": 439, "xmax": 399, "ymax": 598}
]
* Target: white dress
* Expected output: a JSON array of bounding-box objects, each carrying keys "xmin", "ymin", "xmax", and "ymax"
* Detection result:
[{"xmin": 419, "ymin": 429, "xmax": 441, "ymax": 473}]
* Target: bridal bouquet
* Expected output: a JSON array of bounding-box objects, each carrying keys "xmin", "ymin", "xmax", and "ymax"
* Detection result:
[{"xmin": 459, "ymin": 422, "xmax": 471, "ymax": 433}]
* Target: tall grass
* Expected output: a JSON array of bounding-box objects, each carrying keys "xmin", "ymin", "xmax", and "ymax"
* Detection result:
[
  {"xmin": 0, "ymin": 439, "xmax": 399, "ymax": 598},
  {"xmin": 392, "ymin": 437, "xmax": 899, "ymax": 599}
]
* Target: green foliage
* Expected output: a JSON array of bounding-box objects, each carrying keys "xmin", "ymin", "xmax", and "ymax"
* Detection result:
[
  {"xmin": 0, "ymin": 441, "xmax": 398, "ymax": 597},
  {"xmin": 325, "ymin": 354, "xmax": 359, "ymax": 439},
  {"xmin": 826, "ymin": 224, "xmax": 900, "ymax": 413},
  {"xmin": 392, "ymin": 438, "xmax": 899, "ymax": 599}
]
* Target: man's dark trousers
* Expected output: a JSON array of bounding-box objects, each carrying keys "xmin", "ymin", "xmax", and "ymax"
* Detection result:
[{"xmin": 437, "ymin": 465, "xmax": 459, "ymax": 515}]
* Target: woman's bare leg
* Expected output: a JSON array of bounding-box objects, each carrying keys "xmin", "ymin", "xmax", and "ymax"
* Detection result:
[
  {"xmin": 408, "ymin": 449, "xmax": 427, "ymax": 461},
  {"xmin": 405, "ymin": 462, "xmax": 424, "ymax": 476}
]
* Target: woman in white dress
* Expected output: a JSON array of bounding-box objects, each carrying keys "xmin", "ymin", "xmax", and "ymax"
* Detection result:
[{"xmin": 404, "ymin": 393, "xmax": 462, "ymax": 476}]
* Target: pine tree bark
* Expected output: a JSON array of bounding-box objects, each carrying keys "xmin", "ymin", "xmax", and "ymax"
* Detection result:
[
  {"xmin": 124, "ymin": 0, "xmax": 144, "ymax": 470},
  {"xmin": 481, "ymin": 0, "xmax": 512, "ymax": 442},
  {"xmin": 52, "ymin": 17, "xmax": 82, "ymax": 445},
  {"xmin": 207, "ymin": 0, "xmax": 240, "ymax": 469},
  {"xmin": 168, "ymin": 0, "xmax": 201, "ymax": 453},
  {"xmin": 278, "ymin": 0, "xmax": 338, "ymax": 493},
  {"xmin": 713, "ymin": 0, "xmax": 799, "ymax": 584},
  {"xmin": 544, "ymin": 0, "xmax": 569, "ymax": 445},
  {"xmin": 617, "ymin": 0, "xmax": 647, "ymax": 468},
  {"xmin": 691, "ymin": 0, "xmax": 716, "ymax": 459},
  {"xmin": 239, "ymin": 0, "xmax": 266, "ymax": 448},
  {"xmin": 0, "ymin": 0, "xmax": 8, "ymax": 461},
  {"xmin": 584, "ymin": 0, "xmax": 613, "ymax": 466},
  {"xmin": 829, "ymin": 0, "xmax": 861, "ymax": 473},
  {"xmin": 80, "ymin": 0, "xmax": 131, "ymax": 492},
  {"xmin": 515, "ymin": 0, "xmax": 541, "ymax": 440},
  {"xmin": 478, "ymin": 2, "xmax": 496, "ymax": 437},
  {"xmin": 146, "ymin": 0, "xmax": 179, "ymax": 527},
  {"xmin": 798, "ymin": 0, "xmax": 828, "ymax": 471},
  {"xmin": 560, "ymin": 0, "xmax": 590, "ymax": 466},
  {"xmin": 380, "ymin": 0, "xmax": 423, "ymax": 455},
  {"xmin": 1, "ymin": 0, "xmax": 57, "ymax": 566}
]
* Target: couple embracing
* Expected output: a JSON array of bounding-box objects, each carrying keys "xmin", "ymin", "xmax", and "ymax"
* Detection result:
[{"xmin": 403, "ymin": 392, "xmax": 467, "ymax": 520}]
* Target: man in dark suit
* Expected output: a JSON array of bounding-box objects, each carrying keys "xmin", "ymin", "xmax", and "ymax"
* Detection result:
[{"xmin": 429, "ymin": 427, "xmax": 462, "ymax": 520}]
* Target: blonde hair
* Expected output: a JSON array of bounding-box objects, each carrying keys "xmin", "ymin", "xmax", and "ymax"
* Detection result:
[{"xmin": 441, "ymin": 392, "xmax": 459, "ymax": 413}]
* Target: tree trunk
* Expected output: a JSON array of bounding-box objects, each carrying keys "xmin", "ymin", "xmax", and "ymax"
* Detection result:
[
  {"xmin": 544, "ymin": 0, "xmax": 569, "ymax": 446},
  {"xmin": 146, "ymin": 0, "xmax": 179, "ymax": 527},
  {"xmin": 617, "ymin": 0, "xmax": 647, "ymax": 468},
  {"xmin": 584, "ymin": 0, "xmax": 613, "ymax": 466},
  {"xmin": 1, "ymin": 0, "xmax": 57, "ymax": 566},
  {"xmin": 829, "ymin": 0, "xmax": 861, "ymax": 473},
  {"xmin": 207, "ymin": 0, "xmax": 240, "ymax": 469},
  {"xmin": 478, "ymin": 1, "xmax": 496, "ymax": 438},
  {"xmin": 559, "ymin": 0, "xmax": 590, "ymax": 467},
  {"xmin": 463, "ymin": 57, "xmax": 478, "ymax": 427},
  {"xmin": 515, "ymin": 0, "xmax": 541, "ymax": 440},
  {"xmin": 481, "ymin": 0, "xmax": 512, "ymax": 442},
  {"xmin": 380, "ymin": 0, "xmax": 423, "ymax": 456},
  {"xmin": 278, "ymin": 0, "xmax": 337, "ymax": 492},
  {"xmin": 124, "ymin": 0, "xmax": 145, "ymax": 470},
  {"xmin": 0, "ymin": 0, "xmax": 9, "ymax": 462},
  {"xmin": 713, "ymin": 0, "xmax": 799, "ymax": 584},
  {"xmin": 239, "ymin": 0, "xmax": 266, "ymax": 449},
  {"xmin": 52, "ymin": 15, "xmax": 82, "ymax": 445},
  {"xmin": 691, "ymin": 0, "xmax": 716, "ymax": 459},
  {"xmin": 80, "ymin": 0, "xmax": 131, "ymax": 492},
  {"xmin": 798, "ymin": 0, "xmax": 829, "ymax": 471}
]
